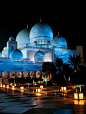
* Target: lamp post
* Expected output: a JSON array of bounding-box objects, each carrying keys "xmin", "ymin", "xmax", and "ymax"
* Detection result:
[{"xmin": 74, "ymin": 85, "xmax": 84, "ymax": 100}]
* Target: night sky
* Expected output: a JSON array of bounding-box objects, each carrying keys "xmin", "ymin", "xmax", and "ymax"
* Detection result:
[{"xmin": 0, "ymin": 1, "xmax": 86, "ymax": 62}]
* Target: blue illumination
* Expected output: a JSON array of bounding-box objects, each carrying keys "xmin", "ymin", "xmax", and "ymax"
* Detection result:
[
  {"xmin": 10, "ymin": 49, "xmax": 23, "ymax": 60},
  {"xmin": 0, "ymin": 21, "xmax": 78, "ymax": 77}
]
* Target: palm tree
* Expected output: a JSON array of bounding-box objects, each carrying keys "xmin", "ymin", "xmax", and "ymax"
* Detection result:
[
  {"xmin": 55, "ymin": 58, "xmax": 63, "ymax": 74},
  {"xmin": 68, "ymin": 54, "xmax": 82, "ymax": 69},
  {"xmin": 42, "ymin": 62, "xmax": 56, "ymax": 86}
]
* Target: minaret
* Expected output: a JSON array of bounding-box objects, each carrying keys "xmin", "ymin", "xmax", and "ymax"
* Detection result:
[
  {"xmin": 40, "ymin": 16, "xmax": 42, "ymax": 22},
  {"xmin": 27, "ymin": 22, "xmax": 28, "ymax": 28},
  {"xmin": 58, "ymin": 32, "xmax": 60, "ymax": 36},
  {"xmin": 76, "ymin": 46, "xmax": 84, "ymax": 65}
]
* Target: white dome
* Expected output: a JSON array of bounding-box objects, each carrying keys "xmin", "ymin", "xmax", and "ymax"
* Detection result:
[
  {"xmin": 16, "ymin": 28, "xmax": 30, "ymax": 49},
  {"xmin": 30, "ymin": 22, "xmax": 53, "ymax": 44},
  {"xmin": 9, "ymin": 36, "xmax": 15, "ymax": 41},
  {"xmin": 51, "ymin": 35, "xmax": 67, "ymax": 48},
  {"xmin": 10, "ymin": 49, "xmax": 23, "ymax": 60}
]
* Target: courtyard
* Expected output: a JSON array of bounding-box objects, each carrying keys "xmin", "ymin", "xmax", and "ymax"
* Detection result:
[{"xmin": 0, "ymin": 85, "xmax": 86, "ymax": 114}]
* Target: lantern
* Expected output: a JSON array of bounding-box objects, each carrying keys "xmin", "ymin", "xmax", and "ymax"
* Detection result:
[
  {"xmin": 74, "ymin": 93, "xmax": 78, "ymax": 99},
  {"xmin": 36, "ymin": 88, "xmax": 41, "ymax": 93},
  {"xmin": 79, "ymin": 93, "xmax": 84, "ymax": 99},
  {"xmin": 40, "ymin": 85, "xmax": 43, "ymax": 89},
  {"xmin": 20, "ymin": 86, "xmax": 24, "ymax": 90},
  {"xmin": 74, "ymin": 92, "xmax": 84, "ymax": 100},
  {"xmin": 12, "ymin": 86, "xmax": 15, "ymax": 90},
  {"xmin": 74, "ymin": 100, "xmax": 84, "ymax": 105},
  {"xmin": 60, "ymin": 87, "xmax": 66, "ymax": 91},
  {"xmin": 7, "ymin": 85, "xmax": 9, "ymax": 88}
]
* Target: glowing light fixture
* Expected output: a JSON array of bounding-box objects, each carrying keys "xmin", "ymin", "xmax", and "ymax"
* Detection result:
[
  {"xmin": 40, "ymin": 85, "xmax": 43, "ymax": 89},
  {"xmin": 20, "ymin": 86, "xmax": 24, "ymax": 90},
  {"xmin": 3, "ymin": 85, "xmax": 5, "ymax": 88},
  {"xmin": 74, "ymin": 93, "xmax": 78, "ymax": 99},
  {"xmin": 0, "ymin": 84, "xmax": 2, "ymax": 87},
  {"xmin": 7, "ymin": 85, "xmax": 9, "ymax": 88},
  {"xmin": 74, "ymin": 92, "xmax": 84, "ymax": 100},
  {"xmin": 36, "ymin": 88, "xmax": 41, "ymax": 93},
  {"xmin": 60, "ymin": 87, "xmax": 66, "ymax": 91},
  {"xmin": 74, "ymin": 100, "xmax": 84, "ymax": 105}
]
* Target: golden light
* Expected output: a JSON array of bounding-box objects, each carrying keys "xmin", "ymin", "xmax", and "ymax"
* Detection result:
[
  {"xmin": 40, "ymin": 85, "xmax": 43, "ymax": 89},
  {"xmin": 74, "ymin": 93, "xmax": 78, "ymax": 99},
  {"xmin": 20, "ymin": 86, "xmax": 24, "ymax": 90},
  {"xmin": 12, "ymin": 86, "xmax": 15, "ymax": 90},
  {"xmin": 74, "ymin": 93, "xmax": 84, "ymax": 100},
  {"xmin": 79, "ymin": 100, "xmax": 84, "ymax": 105},
  {"xmin": 36, "ymin": 93, "xmax": 41, "ymax": 96},
  {"xmin": 14, "ymin": 84, "xmax": 16, "ymax": 86},
  {"xmin": 74, "ymin": 100, "xmax": 78, "ymax": 105},
  {"xmin": 10, "ymin": 83, "xmax": 13, "ymax": 86},
  {"xmin": 79, "ymin": 93, "xmax": 84, "ymax": 99},
  {"xmin": 20, "ymin": 89, "xmax": 24, "ymax": 92},
  {"xmin": 3, "ymin": 85, "xmax": 5, "ymax": 88},
  {"xmin": 74, "ymin": 100, "xmax": 84, "ymax": 105},
  {"xmin": 0, "ymin": 84, "xmax": 2, "ymax": 87},
  {"xmin": 7, "ymin": 85, "xmax": 9, "ymax": 88},
  {"xmin": 36, "ymin": 88, "xmax": 41, "ymax": 93},
  {"xmin": 60, "ymin": 87, "xmax": 66, "ymax": 91}
]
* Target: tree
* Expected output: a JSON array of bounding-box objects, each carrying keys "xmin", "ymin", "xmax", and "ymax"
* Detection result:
[
  {"xmin": 42, "ymin": 62, "xmax": 56, "ymax": 86},
  {"xmin": 68, "ymin": 54, "xmax": 82, "ymax": 69},
  {"xmin": 55, "ymin": 58, "xmax": 63, "ymax": 73},
  {"xmin": 70, "ymin": 69, "xmax": 86, "ymax": 85},
  {"xmin": 62, "ymin": 63, "xmax": 72, "ymax": 81}
]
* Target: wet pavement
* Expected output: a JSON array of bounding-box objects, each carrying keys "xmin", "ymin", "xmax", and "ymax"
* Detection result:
[{"xmin": 0, "ymin": 86, "xmax": 86, "ymax": 114}]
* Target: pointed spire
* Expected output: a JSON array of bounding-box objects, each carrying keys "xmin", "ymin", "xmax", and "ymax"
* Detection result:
[
  {"xmin": 58, "ymin": 32, "xmax": 60, "ymax": 36},
  {"xmin": 27, "ymin": 22, "xmax": 28, "ymax": 28},
  {"xmin": 40, "ymin": 16, "xmax": 42, "ymax": 22}
]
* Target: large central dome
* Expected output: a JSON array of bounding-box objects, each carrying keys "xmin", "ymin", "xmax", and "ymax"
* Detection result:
[
  {"xmin": 16, "ymin": 28, "xmax": 30, "ymax": 49},
  {"xmin": 30, "ymin": 22, "xmax": 53, "ymax": 44}
]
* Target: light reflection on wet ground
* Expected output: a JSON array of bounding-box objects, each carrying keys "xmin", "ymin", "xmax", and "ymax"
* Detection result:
[{"xmin": 0, "ymin": 87, "xmax": 86, "ymax": 114}]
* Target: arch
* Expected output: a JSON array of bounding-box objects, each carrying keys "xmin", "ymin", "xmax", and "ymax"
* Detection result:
[
  {"xmin": 23, "ymin": 71, "xmax": 28, "ymax": 78},
  {"xmin": 45, "ymin": 40, "xmax": 47, "ymax": 44},
  {"xmin": 36, "ymin": 71, "xmax": 41, "ymax": 78},
  {"xmin": 42, "ymin": 40, "xmax": 44, "ymax": 44},
  {"xmin": 37, "ymin": 40, "xmax": 38, "ymax": 43},
  {"xmin": 16, "ymin": 71, "xmax": 22, "ymax": 78},
  {"xmin": 39, "ymin": 40, "xmax": 41, "ymax": 44},
  {"xmin": 30, "ymin": 71, "xmax": 35, "ymax": 78},
  {"xmin": 11, "ymin": 46, "xmax": 14, "ymax": 52},
  {"xmin": 9, "ymin": 71, "xmax": 15, "ymax": 78},
  {"xmin": 2, "ymin": 71, "xmax": 8, "ymax": 78}
]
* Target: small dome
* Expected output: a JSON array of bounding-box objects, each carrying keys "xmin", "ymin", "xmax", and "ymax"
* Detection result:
[
  {"xmin": 51, "ymin": 35, "xmax": 67, "ymax": 48},
  {"xmin": 10, "ymin": 49, "xmax": 23, "ymax": 60},
  {"xmin": 30, "ymin": 22, "xmax": 53, "ymax": 44},
  {"xmin": 9, "ymin": 36, "xmax": 15, "ymax": 41},
  {"xmin": 16, "ymin": 28, "xmax": 30, "ymax": 49},
  {"xmin": 34, "ymin": 50, "xmax": 45, "ymax": 62}
]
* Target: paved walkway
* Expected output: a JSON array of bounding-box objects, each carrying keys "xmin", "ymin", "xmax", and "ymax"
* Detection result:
[{"xmin": 0, "ymin": 87, "xmax": 86, "ymax": 114}]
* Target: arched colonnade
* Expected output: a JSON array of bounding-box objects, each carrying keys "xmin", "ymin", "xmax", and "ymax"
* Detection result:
[{"xmin": 1, "ymin": 70, "xmax": 41, "ymax": 79}]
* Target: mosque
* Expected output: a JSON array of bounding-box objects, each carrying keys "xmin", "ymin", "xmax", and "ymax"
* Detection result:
[{"xmin": 0, "ymin": 19, "xmax": 84, "ymax": 79}]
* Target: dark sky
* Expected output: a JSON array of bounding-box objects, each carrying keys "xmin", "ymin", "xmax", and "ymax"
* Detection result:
[{"xmin": 0, "ymin": 1, "xmax": 86, "ymax": 62}]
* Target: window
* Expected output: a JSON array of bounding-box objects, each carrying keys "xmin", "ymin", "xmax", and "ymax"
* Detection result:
[
  {"xmin": 39, "ymin": 40, "xmax": 41, "ymax": 44},
  {"xmin": 42, "ymin": 40, "xmax": 44, "ymax": 44},
  {"xmin": 37, "ymin": 40, "xmax": 38, "ymax": 43},
  {"xmin": 45, "ymin": 40, "xmax": 47, "ymax": 44},
  {"xmin": 11, "ymin": 46, "xmax": 14, "ymax": 52}
]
